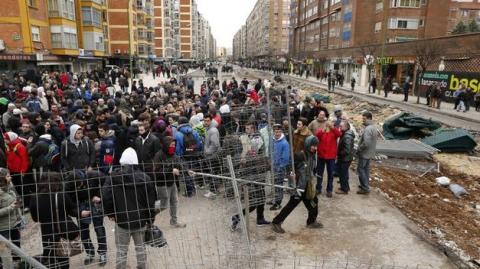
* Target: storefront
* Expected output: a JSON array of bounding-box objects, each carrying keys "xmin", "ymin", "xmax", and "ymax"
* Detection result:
[
  {"xmin": 375, "ymin": 56, "xmax": 415, "ymax": 85},
  {"xmin": 0, "ymin": 54, "xmax": 37, "ymax": 77}
]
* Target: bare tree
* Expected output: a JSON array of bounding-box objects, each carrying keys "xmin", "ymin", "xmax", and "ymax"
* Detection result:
[
  {"xmin": 357, "ymin": 44, "xmax": 379, "ymax": 89},
  {"xmin": 414, "ymin": 40, "xmax": 441, "ymax": 103}
]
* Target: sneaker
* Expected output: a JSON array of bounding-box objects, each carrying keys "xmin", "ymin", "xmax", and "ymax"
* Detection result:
[
  {"xmin": 269, "ymin": 204, "xmax": 281, "ymax": 211},
  {"xmin": 256, "ymin": 219, "xmax": 271, "ymax": 226},
  {"xmin": 271, "ymin": 223, "xmax": 285, "ymax": 234},
  {"xmin": 357, "ymin": 189, "xmax": 370, "ymax": 195},
  {"xmin": 230, "ymin": 217, "xmax": 240, "ymax": 232},
  {"xmin": 326, "ymin": 192, "xmax": 333, "ymax": 198},
  {"xmin": 171, "ymin": 222, "xmax": 187, "ymax": 228},
  {"xmin": 84, "ymin": 255, "xmax": 95, "ymax": 265},
  {"xmin": 203, "ymin": 191, "xmax": 217, "ymax": 199},
  {"xmin": 307, "ymin": 222, "xmax": 324, "ymax": 229},
  {"xmin": 99, "ymin": 254, "xmax": 107, "ymax": 267}
]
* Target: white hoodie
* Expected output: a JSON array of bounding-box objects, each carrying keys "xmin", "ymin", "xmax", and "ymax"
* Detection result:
[{"xmin": 119, "ymin": 147, "xmax": 139, "ymax": 165}]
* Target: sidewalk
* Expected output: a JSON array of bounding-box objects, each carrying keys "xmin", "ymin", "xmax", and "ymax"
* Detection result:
[{"xmin": 286, "ymin": 73, "xmax": 480, "ymax": 124}]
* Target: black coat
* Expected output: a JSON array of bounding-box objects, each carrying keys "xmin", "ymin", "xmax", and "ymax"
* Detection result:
[
  {"xmin": 61, "ymin": 138, "xmax": 96, "ymax": 170},
  {"xmin": 134, "ymin": 133, "xmax": 161, "ymax": 164},
  {"xmin": 102, "ymin": 166, "xmax": 157, "ymax": 230},
  {"xmin": 30, "ymin": 192, "xmax": 80, "ymax": 242},
  {"xmin": 337, "ymin": 130, "xmax": 355, "ymax": 162}
]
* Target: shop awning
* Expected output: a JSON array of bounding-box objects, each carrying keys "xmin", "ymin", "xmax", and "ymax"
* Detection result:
[{"xmin": 37, "ymin": 62, "xmax": 73, "ymax": 66}]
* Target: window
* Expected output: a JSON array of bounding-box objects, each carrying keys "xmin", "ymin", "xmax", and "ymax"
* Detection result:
[
  {"xmin": 461, "ymin": 10, "xmax": 469, "ymax": 17},
  {"xmin": 48, "ymin": 0, "xmax": 75, "ymax": 20},
  {"xmin": 28, "ymin": 0, "xmax": 36, "ymax": 7},
  {"xmin": 419, "ymin": 19, "xmax": 424, "ymax": 27},
  {"xmin": 376, "ymin": 2, "xmax": 383, "ymax": 12},
  {"xmin": 31, "ymin": 26, "xmax": 40, "ymax": 42},
  {"xmin": 82, "ymin": 7, "xmax": 102, "ymax": 27},
  {"xmin": 50, "ymin": 25, "xmax": 77, "ymax": 49},
  {"xmin": 375, "ymin": 21, "xmax": 382, "ymax": 32},
  {"xmin": 389, "ymin": 18, "xmax": 419, "ymax": 29},
  {"xmin": 391, "ymin": 0, "xmax": 421, "ymax": 8}
]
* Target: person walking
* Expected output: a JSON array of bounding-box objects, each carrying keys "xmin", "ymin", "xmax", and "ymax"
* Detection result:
[
  {"xmin": 271, "ymin": 135, "xmax": 323, "ymax": 234},
  {"xmin": 350, "ymin": 77, "xmax": 356, "ymax": 91},
  {"xmin": 357, "ymin": 111, "xmax": 378, "ymax": 195},
  {"xmin": 270, "ymin": 124, "xmax": 290, "ymax": 210},
  {"xmin": 102, "ymin": 148, "xmax": 157, "ymax": 269},
  {"xmin": 370, "ymin": 77, "xmax": 377, "ymax": 94},
  {"xmin": 315, "ymin": 121, "xmax": 342, "ymax": 197},
  {"xmin": 403, "ymin": 80, "xmax": 410, "ymax": 102},
  {"xmin": 335, "ymin": 121, "xmax": 355, "ymax": 195}
]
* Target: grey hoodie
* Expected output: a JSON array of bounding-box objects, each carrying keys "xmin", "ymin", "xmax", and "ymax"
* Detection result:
[
  {"xmin": 357, "ymin": 120, "xmax": 378, "ymax": 159},
  {"xmin": 204, "ymin": 122, "xmax": 220, "ymax": 156}
]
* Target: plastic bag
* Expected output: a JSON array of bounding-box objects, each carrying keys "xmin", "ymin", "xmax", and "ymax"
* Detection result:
[{"xmin": 448, "ymin": 184, "xmax": 467, "ymax": 198}]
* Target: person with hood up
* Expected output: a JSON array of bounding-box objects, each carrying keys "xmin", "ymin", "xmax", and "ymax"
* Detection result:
[
  {"xmin": 174, "ymin": 117, "xmax": 203, "ymax": 196},
  {"xmin": 61, "ymin": 124, "xmax": 96, "ymax": 171},
  {"xmin": 270, "ymin": 124, "xmax": 290, "ymax": 211},
  {"xmin": 336, "ymin": 121, "xmax": 355, "ymax": 195},
  {"xmin": 271, "ymin": 135, "xmax": 322, "ymax": 234},
  {"xmin": 102, "ymin": 148, "xmax": 157, "ymax": 269},
  {"xmin": 4, "ymin": 132, "xmax": 30, "ymax": 208}
]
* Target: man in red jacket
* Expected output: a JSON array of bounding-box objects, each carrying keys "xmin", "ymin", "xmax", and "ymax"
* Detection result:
[{"xmin": 316, "ymin": 121, "xmax": 342, "ymax": 198}]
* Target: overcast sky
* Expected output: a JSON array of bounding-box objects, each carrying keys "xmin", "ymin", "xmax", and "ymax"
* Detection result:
[{"xmin": 196, "ymin": 0, "xmax": 257, "ymax": 49}]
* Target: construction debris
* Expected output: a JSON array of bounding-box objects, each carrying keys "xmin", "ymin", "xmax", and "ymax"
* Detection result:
[
  {"xmin": 449, "ymin": 184, "xmax": 467, "ymax": 198},
  {"xmin": 376, "ymin": 139, "xmax": 439, "ymax": 159},
  {"xmin": 383, "ymin": 112, "xmax": 442, "ymax": 140},
  {"xmin": 436, "ymin": 176, "xmax": 451, "ymax": 186},
  {"xmin": 422, "ymin": 128, "xmax": 478, "ymax": 153}
]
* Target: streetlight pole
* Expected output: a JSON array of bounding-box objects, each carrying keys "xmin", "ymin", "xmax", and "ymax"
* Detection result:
[{"xmin": 128, "ymin": 0, "xmax": 134, "ymax": 93}]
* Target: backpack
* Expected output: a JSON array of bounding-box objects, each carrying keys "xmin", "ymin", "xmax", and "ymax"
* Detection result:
[
  {"xmin": 182, "ymin": 131, "xmax": 200, "ymax": 157},
  {"xmin": 44, "ymin": 142, "xmax": 60, "ymax": 166}
]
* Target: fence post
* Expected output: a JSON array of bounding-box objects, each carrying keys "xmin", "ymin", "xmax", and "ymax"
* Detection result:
[
  {"xmin": 243, "ymin": 185, "xmax": 250, "ymax": 238},
  {"xmin": 0, "ymin": 234, "xmax": 47, "ymax": 269},
  {"xmin": 226, "ymin": 155, "xmax": 253, "ymax": 264}
]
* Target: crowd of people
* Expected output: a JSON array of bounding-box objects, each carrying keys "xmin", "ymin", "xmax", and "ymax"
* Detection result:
[{"xmin": 0, "ymin": 65, "xmax": 378, "ymax": 269}]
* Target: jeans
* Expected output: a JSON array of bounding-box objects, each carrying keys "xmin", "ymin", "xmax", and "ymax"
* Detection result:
[
  {"xmin": 156, "ymin": 184, "xmax": 179, "ymax": 224},
  {"xmin": 338, "ymin": 161, "xmax": 352, "ymax": 192},
  {"xmin": 79, "ymin": 202, "xmax": 107, "ymax": 256},
  {"xmin": 274, "ymin": 167, "xmax": 286, "ymax": 205},
  {"xmin": 316, "ymin": 159, "xmax": 335, "ymax": 193},
  {"xmin": 272, "ymin": 194, "xmax": 318, "ymax": 225},
  {"xmin": 115, "ymin": 225, "xmax": 146, "ymax": 269},
  {"xmin": 357, "ymin": 158, "xmax": 371, "ymax": 192},
  {"xmin": 0, "ymin": 227, "xmax": 20, "ymax": 268}
]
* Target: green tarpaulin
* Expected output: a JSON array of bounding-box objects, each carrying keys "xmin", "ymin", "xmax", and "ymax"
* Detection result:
[
  {"xmin": 421, "ymin": 128, "xmax": 477, "ymax": 152},
  {"xmin": 383, "ymin": 112, "xmax": 442, "ymax": 140},
  {"xmin": 310, "ymin": 93, "xmax": 331, "ymax": 103}
]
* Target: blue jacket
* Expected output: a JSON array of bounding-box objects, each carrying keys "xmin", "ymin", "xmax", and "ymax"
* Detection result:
[
  {"xmin": 26, "ymin": 97, "xmax": 42, "ymax": 112},
  {"xmin": 273, "ymin": 134, "xmax": 290, "ymax": 169},
  {"xmin": 175, "ymin": 124, "xmax": 203, "ymax": 156}
]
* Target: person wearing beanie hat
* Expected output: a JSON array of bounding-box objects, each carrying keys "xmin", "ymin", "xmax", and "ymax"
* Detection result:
[
  {"xmin": 272, "ymin": 135, "xmax": 323, "ymax": 234},
  {"xmin": 102, "ymin": 147, "xmax": 158, "ymax": 269}
]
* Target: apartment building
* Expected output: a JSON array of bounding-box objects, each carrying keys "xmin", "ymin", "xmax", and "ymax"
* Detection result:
[
  {"xmin": 289, "ymin": 0, "xmax": 480, "ymax": 87},
  {"xmin": 235, "ymin": 0, "xmax": 290, "ymax": 59}
]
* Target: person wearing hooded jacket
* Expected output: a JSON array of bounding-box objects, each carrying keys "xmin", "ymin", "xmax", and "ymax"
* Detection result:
[
  {"xmin": 28, "ymin": 134, "xmax": 61, "ymax": 172},
  {"xmin": 97, "ymin": 123, "xmax": 116, "ymax": 174},
  {"xmin": 4, "ymin": 132, "xmax": 31, "ymax": 209},
  {"xmin": 270, "ymin": 125, "xmax": 290, "ymax": 211},
  {"xmin": 272, "ymin": 135, "xmax": 322, "ymax": 234},
  {"xmin": 102, "ymin": 148, "xmax": 157, "ymax": 269},
  {"xmin": 174, "ymin": 117, "xmax": 203, "ymax": 197},
  {"xmin": 60, "ymin": 124, "xmax": 96, "ymax": 171},
  {"xmin": 203, "ymin": 114, "xmax": 221, "ymax": 199}
]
